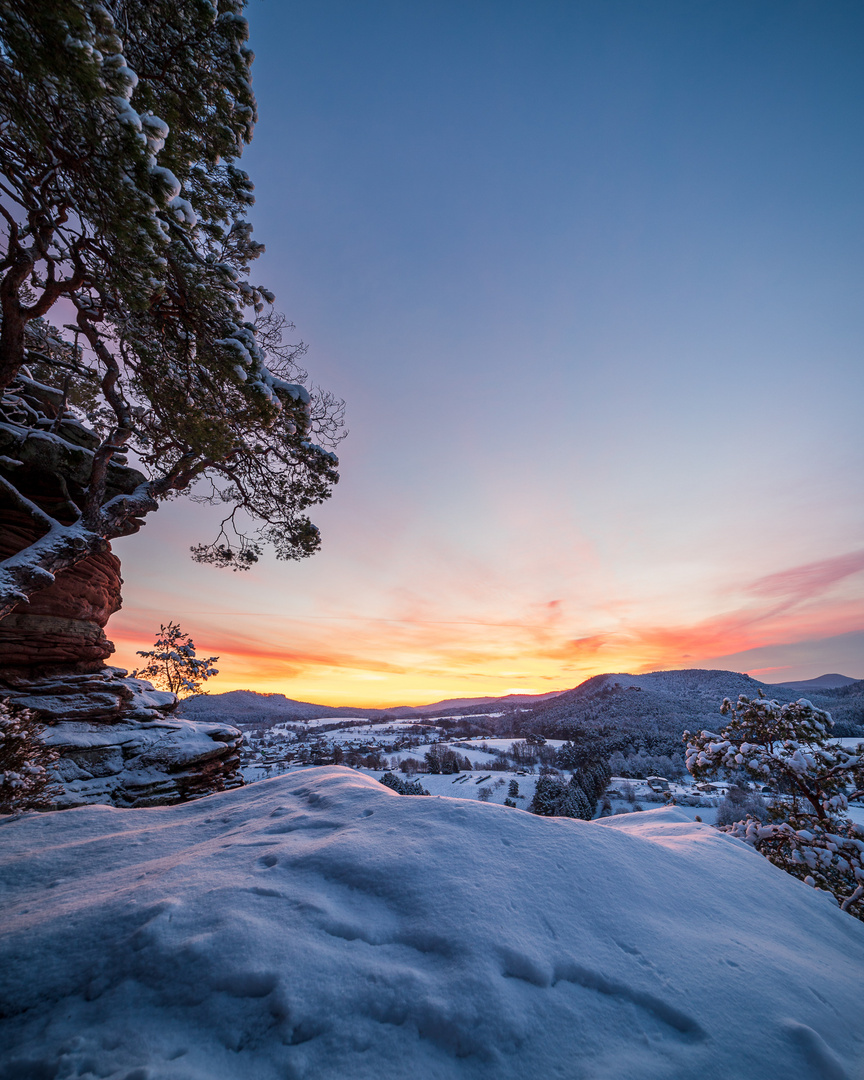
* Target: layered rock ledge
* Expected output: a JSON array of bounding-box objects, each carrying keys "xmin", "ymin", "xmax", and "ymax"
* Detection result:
[
  {"xmin": 0, "ymin": 373, "xmax": 243, "ymax": 807},
  {"xmin": 1, "ymin": 667, "xmax": 242, "ymax": 808}
]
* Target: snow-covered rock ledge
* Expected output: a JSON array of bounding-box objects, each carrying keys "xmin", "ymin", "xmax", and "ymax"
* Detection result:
[
  {"xmin": 2, "ymin": 767, "xmax": 863, "ymax": 1079},
  {"xmin": 1, "ymin": 668, "xmax": 242, "ymax": 807}
]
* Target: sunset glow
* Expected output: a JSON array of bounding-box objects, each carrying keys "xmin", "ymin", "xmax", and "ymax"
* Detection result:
[
  {"xmin": 106, "ymin": 0, "xmax": 864, "ymax": 704},
  {"xmin": 108, "ymin": 504, "xmax": 864, "ymax": 705}
]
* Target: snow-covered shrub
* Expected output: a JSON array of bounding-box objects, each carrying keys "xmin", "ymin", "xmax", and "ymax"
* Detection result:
[
  {"xmin": 477, "ymin": 786, "xmax": 492, "ymax": 801},
  {"xmin": 715, "ymin": 785, "xmax": 769, "ymax": 828},
  {"xmin": 0, "ymin": 700, "xmax": 59, "ymax": 814},
  {"xmin": 685, "ymin": 693, "xmax": 864, "ymax": 919},
  {"xmin": 378, "ymin": 772, "xmax": 430, "ymax": 797},
  {"xmin": 134, "ymin": 622, "xmax": 218, "ymax": 698}
]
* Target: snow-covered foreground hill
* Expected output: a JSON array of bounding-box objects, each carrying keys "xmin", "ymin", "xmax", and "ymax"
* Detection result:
[{"xmin": 2, "ymin": 769, "xmax": 863, "ymax": 1080}]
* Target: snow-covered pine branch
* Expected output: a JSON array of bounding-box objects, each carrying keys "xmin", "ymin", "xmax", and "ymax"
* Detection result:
[
  {"xmin": 685, "ymin": 694, "xmax": 862, "ymax": 821},
  {"xmin": 684, "ymin": 693, "xmax": 864, "ymax": 919}
]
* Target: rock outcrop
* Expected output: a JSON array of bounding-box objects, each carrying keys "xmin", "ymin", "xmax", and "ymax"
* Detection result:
[
  {"xmin": 0, "ymin": 373, "xmax": 142, "ymax": 678},
  {"xmin": 0, "ymin": 373, "xmax": 243, "ymax": 807},
  {"xmin": 1, "ymin": 668, "xmax": 243, "ymax": 808},
  {"xmin": 0, "ymin": 509, "xmax": 122, "ymax": 676}
]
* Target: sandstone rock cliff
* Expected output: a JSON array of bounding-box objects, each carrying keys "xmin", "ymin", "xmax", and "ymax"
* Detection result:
[{"xmin": 0, "ymin": 375, "xmax": 242, "ymax": 807}]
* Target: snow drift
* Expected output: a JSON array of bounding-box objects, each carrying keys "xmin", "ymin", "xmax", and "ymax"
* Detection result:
[{"xmin": 1, "ymin": 767, "xmax": 863, "ymax": 1080}]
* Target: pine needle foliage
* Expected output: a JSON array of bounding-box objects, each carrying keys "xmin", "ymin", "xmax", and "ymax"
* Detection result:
[
  {"xmin": 0, "ymin": 699, "xmax": 60, "ymax": 813},
  {"xmin": 134, "ymin": 621, "xmax": 219, "ymax": 698},
  {"xmin": 686, "ymin": 694, "xmax": 864, "ymax": 919}
]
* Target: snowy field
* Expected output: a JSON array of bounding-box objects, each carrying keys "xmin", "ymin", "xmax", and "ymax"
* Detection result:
[
  {"xmin": 2, "ymin": 768, "xmax": 863, "ymax": 1079},
  {"xmin": 298, "ymin": 718, "xmax": 404, "ymax": 731},
  {"xmin": 456, "ymin": 737, "xmax": 568, "ymax": 751},
  {"xmin": 393, "ymin": 742, "xmax": 501, "ymax": 764},
  {"xmin": 374, "ymin": 767, "xmax": 537, "ymax": 802}
]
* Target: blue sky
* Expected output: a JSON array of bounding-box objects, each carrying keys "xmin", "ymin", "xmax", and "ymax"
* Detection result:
[{"xmin": 111, "ymin": 0, "xmax": 864, "ymax": 702}]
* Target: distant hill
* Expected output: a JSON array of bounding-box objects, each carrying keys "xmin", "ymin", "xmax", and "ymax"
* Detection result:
[
  {"xmin": 517, "ymin": 668, "xmax": 864, "ymax": 751},
  {"xmin": 178, "ymin": 687, "xmax": 566, "ymax": 727},
  {"xmin": 179, "ymin": 690, "xmax": 381, "ymax": 726},
  {"xmin": 765, "ymin": 673, "xmax": 859, "ymax": 690},
  {"xmin": 178, "ymin": 669, "xmax": 864, "ymax": 745},
  {"xmin": 404, "ymin": 690, "xmax": 563, "ymax": 715}
]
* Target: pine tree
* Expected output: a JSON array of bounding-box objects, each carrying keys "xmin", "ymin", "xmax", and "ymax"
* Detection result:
[
  {"xmin": 573, "ymin": 759, "xmax": 612, "ymax": 805},
  {"xmin": 424, "ymin": 747, "xmax": 442, "ymax": 774},
  {"xmin": 529, "ymin": 774, "xmax": 565, "ymax": 816},
  {"xmin": 0, "ymin": 699, "xmax": 60, "ymax": 813},
  {"xmin": 556, "ymin": 782, "xmax": 593, "ymax": 820},
  {"xmin": 0, "ymin": 0, "xmax": 343, "ymax": 619},
  {"xmin": 685, "ymin": 693, "xmax": 864, "ymax": 919},
  {"xmin": 133, "ymin": 622, "xmax": 218, "ymax": 698},
  {"xmin": 379, "ymin": 772, "xmax": 430, "ymax": 797}
]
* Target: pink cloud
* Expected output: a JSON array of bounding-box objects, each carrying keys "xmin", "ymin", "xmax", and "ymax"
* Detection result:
[{"xmin": 748, "ymin": 549, "xmax": 864, "ymax": 603}]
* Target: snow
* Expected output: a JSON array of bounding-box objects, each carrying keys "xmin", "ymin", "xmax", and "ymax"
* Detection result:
[
  {"xmin": 459, "ymin": 737, "xmax": 568, "ymax": 751},
  {"xmin": 847, "ymin": 804, "xmax": 864, "ymax": 829},
  {"xmin": 305, "ymin": 718, "xmax": 400, "ymax": 732},
  {"xmin": 2, "ymin": 768, "xmax": 863, "ymax": 1079},
  {"xmin": 367, "ymin": 768, "xmax": 539, "ymax": 805},
  {"xmin": 403, "ymin": 741, "xmax": 496, "ymax": 762}
]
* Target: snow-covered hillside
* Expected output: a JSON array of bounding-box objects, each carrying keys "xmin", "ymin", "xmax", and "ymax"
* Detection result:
[
  {"xmin": 524, "ymin": 667, "xmax": 864, "ymax": 747},
  {"xmin": 2, "ymin": 769, "xmax": 863, "ymax": 1079}
]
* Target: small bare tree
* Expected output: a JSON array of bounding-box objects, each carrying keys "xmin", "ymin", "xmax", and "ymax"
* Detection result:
[{"xmin": 133, "ymin": 622, "xmax": 219, "ymax": 698}]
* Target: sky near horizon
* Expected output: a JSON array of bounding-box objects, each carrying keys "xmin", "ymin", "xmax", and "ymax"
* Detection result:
[{"xmin": 109, "ymin": 0, "xmax": 864, "ymax": 705}]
